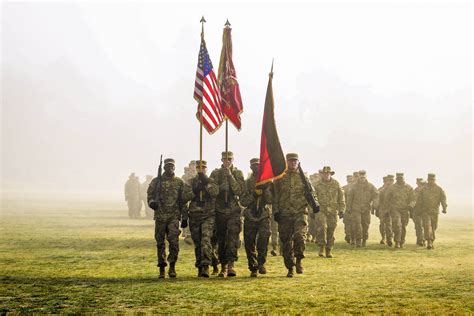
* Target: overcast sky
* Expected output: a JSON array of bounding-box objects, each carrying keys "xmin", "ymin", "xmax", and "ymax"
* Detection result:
[{"xmin": 1, "ymin": 2, "xmax": 472, "ymax": 206}]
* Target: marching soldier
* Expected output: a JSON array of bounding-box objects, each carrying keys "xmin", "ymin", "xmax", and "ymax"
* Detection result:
[
  {"xmin": 183, "ymin": 160, "xmax": 219, "ymax": 277},
  {"xmin": 413, "ymin": 178, "xmax": 426, "ymax": 246},
  {"xmin": 141, "ymin": 175, "xmax": 154, "ymax": 219},
  {"xmin": 377, "ymin": 175, "xmax": 394, "ymax": 246},
  {"xmin": 346, "ymin": 170, "xmax": 378, "ymax": 247},
  {"xmin": 147, "ymin": 158, "xmax": 190, "ymax": 278},
  {"xmin": 308, "ymin": 171, "xmax": 322, "ymax": 243},
  {"xmin": 240, "ymin": 158, "xmax": 273, "ymax": 277},
  {"xmin": 182, "ymin": 160, "xmax": 197, "ymax": 245},
  {"xmin": 124, "ymin": 173, "xmax": 141, "ymax": 219},
  {"xmin": 385, "ymin": 173, "xmax": 415, "ymax": 249},
  {"xmin": 342, "ymin": 174, "xmax": 354, "ymax": 244},
  {"xmin": 313, "ymin": 166, "xmax": 345, "ymax": 258},
  {"xmin": 210, "ymin": 151, "xmax": 245, "ymax": 277},
  {"xmin": 273, "ymin": 153, "xmax": 318, "ymax": 277},
  {"xmin": 416, "ymin": 173, "xmax": 447, "ymax": 249}
]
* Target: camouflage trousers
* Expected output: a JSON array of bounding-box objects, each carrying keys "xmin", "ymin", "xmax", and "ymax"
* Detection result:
[
  {"xmin": 270, "ymin": 217, "xmax": 279, "ymax": 251},
  {"xmin": 211, "ymin": 227, "xmax": 219, "ymax": 267},
  {"xmin": 279, "ymin": 214, "xmax": 307, "ymax": 269},
  {"xmin": 154, "ymin": 218, "xmax": 181, "ymax": 267},
  {"xmin": 413, "ymin": 213, "xmax": 425, "ymax": 243},
  {"xmin": 315, "ymin": 212, "xmax": 338, "ymax": 248},
  {"xmin": 189, "ymin": 215, "xmax": 215, "ymax": 268},
  {"xmin": 127, "ymin": 198, "xmax": 141, "ymax": 218},
  {"xmin": 351, "ymin": 211, "xmax": 371, "ymax": 245},
  {"xmin": 390, "ymin": 209, "xmax": 410, "ymax": 244},
  {"xmin": 244, "ymin": 216, "xmax": 271, "ymax": 272},
  {"xmin": 379, "ymin": 211, "xmax": 393, "ymax": 242},
  {"xmin": 307, "ymin": 214, "xmax": 317, "ymax": 242},
  {"xmin": 422, "ymin": 213, "xmax": 438, "ymax": 242},
  {"xmin": 343, "ymin": 212, "xmax": 352, "ymax": 241},
  {"xmin": 215, "ymin": 211, "xmax": 242, "ymax": 264}
]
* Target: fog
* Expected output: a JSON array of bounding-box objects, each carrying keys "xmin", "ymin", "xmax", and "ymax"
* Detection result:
[{"xmin": 1, "ymin": 2, "xmax": 472, "ymax": 214}]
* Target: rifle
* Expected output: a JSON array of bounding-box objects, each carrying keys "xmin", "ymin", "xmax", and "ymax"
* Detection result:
[
  {"xmin": 298, "ymin": 163, "xmax": 320, "ymax": 214},
  {"xmin": 149, "ymin": 155, "xmax": 163, "ymax": 211}
]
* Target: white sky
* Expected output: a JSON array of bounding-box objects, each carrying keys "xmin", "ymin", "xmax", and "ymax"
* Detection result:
[{"xmin": 1, "ymin": 1, "xmax": 473, "ymax": 207}]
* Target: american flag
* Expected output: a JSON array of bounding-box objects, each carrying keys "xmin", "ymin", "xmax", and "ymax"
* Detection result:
[{"xmin": 194, "ymin": 37, "xmax": 224, "ymax": 134}]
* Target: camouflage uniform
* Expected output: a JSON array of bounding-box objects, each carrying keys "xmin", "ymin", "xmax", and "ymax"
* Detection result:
[
  {"xmin": 313, "ymin": 166, "xmax": 345, "ymax": 257},
  {"xmin": 308, "ymin": 172, "xmax": 321, "ymax": 243},
  {"xmin": 125, "ymin": 173, "xmax": 141, "ymax": 218},
  {"xmin": 182, "ymin": 160, "xmax": 219, "ymax": 276},
  {"xmin": 385, "ymin": 173, "xmax": 415, "ymax": 248},
  {"xmin": 210, "ymin": 151, "xmax": 245, "ymax": 275},
  {"xmin": 346, "ymin": 170, "xmax": 378, "ymax": 247},
  {"xmin": 240, "ymin": 159, "xmax": 273, "ymax": 275},
  {"xmin": 342, "ymin": 174, "xmax": 354, "ymax": 244},
  {"xmin": 416, "ymin": 173, "xmax": 447, "ymax": 249},
  {"xmin": 181, "ymin": 161, "xmax": 197, "ymax": 244},
  {"xmin": 270, "ymin": 214, "xmax": 279, "ymax": 256},
  {"xmin": 413, "ymin": 179, "xmax": 425, "ymax": 246},
  {"xmin": 273, "ymin": 153, "xmax": 316, "ymax": 274},
  {"xmin": 141, "ymin": 175, "xmax": 154, "ymax": 219},
  {"xmin": 147, "ymin": 161, "xmax": 190, "ymax": 270},
  {"xmin": 377, "ymin": 175, "xmax": 394, "ymax": 246}
]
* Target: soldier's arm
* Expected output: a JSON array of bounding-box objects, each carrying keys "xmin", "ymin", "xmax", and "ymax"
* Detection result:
[
  {"xmin": 239, "ymin": 179, "xmax": 253, "ymax": 207},
  {"xmin": 206, "ymin": 178, "xmax": 219, "ymax": 198},
  {"xmin": 147, "ymin": 178, "xmax": 157, "ymax": 204},
  {"xmin": 371, "ymin": 185, "xmax": 379, "ymax": 211},
  {"xmin": 229, "ymin": 169, "xmax": 245, "ymax": 196},
  {"xmin": 338, "ymin": 185, "xmax": 346, "ymax": 214},
  {"xmin": 263, "ymin": 182, "xmax": 273, "ymax": 206},
  {"xmin": 440, "ymin": 187, "xmax": 447, "ymax": 212},
  {"xmin": 408, "ymin": 186, "xmax": 416, "ymax": 209},
  {"xmin": 346, "ymin": 186, "xmax": 353, "ymax": 212},
  {"xmin": 181, "ymin": 182, "xmax": 195, "ymax": 203},
  {"xmin": 272, "ymin": 179, "xmax": 281, "ymax": 213}
]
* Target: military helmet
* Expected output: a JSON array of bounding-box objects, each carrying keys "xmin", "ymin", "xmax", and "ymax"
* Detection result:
[{"xmin": 286, "ymin": 153, "xmax": 299, "ymax": 160}]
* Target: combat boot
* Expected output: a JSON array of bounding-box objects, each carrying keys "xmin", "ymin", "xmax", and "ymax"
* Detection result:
[
  {"xmin": 380, "ymin": 239, "xmax": 385, "ymax": 245},
  {"xmin": 227, "ymin": 261, "xmax": 237, "ymax": 277},
  {"xmin": 201, "ymin": 265, "xmax": 209, "ymax": 278},
  {"xmin": 258, "ymin": 265, "xmax": 267, "ymax": 274},
  {"xmin": 394, "ymin": 242, "xmax": 400, "ymax": 249},
  {"xmin": 399, "ymin": 242, "xmax": 404, "ymax": 249},
  {"xmin": 387, "ymin": 239, "xmax": 393, "ymax": 247},
  {"xmin": 325, "ymin": 247, "xmax": 333, "ymax": 258},
  {"xmin": 318, "ymin": 246, "xmax": 325, "ymax": 257},
  {"xmin": 287, "ymin": 267, "xmax": 294, "ymax": 278},
  {"xmin": 270, "ymin": 250, "xmax": 277, "ymax": 256},
  {"xmin": 362, "ymin": 239, "xmax": 367, "ymax": 247},
  {"xmin": 168, "ymin": 262, "xmax": 177, "ymax": 278},
  {"xmin": 295, "ymin": 258, "xmax": 304, "ymax": 274},
  {"xmin": 250, "ymin": 270, "xmax": 257, "ymax": 278},
  {"xmin": 158, "ymin": 266, "xmax": 165, "ymax": 279},
  {"xmin": 345, "ymin": 236, "xmax": 351, "ymax": 243},
  {"xmin": 212, "ymin": 264, "xmax": 219, "ymax": 275},
  {"xmin": 197, "ymin": 266, "xmax": 202, "ymax": 277},
  {"xmin": 218, "ymin": 264, "xmax": 227, "ymax": 277}
]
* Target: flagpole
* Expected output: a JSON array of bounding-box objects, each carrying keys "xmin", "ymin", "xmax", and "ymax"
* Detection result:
[{"xmin": 199, "ymin": 16, "xmax": 206, "ymax": 202}]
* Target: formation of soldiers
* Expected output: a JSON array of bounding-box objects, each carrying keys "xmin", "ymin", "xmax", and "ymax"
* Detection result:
[
  {"xmin": 124, "ymin": 173, "xmax": 154, "ymax": 219},
  {"xmin": 125, "ymin": 152, "xmax": 448, "ymax": 279}
]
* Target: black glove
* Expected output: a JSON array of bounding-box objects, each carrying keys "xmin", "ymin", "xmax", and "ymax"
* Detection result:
[
  {"xmin": 338, "ymin": 212, "xmax": 344, "ymax": 219},
  {"xmin": 313, "ymin": 204, "xmax": 320, "ymax": 214},
  {"xmin": 180, "ymin": 219, "xmax": 188, "ymax": 228},
  {"xmin": 198, "ymin": 172, "xmax": 209, "ymax": 185},
  {"xmin": 273, "ymin": 212, "xmax": 281, "ymax": 223},
  {"xmin": 149, "ymin": 200, "xmax": 158, "ymax": 211}
]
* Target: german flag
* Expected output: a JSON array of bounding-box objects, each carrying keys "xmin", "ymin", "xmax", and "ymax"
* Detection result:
[{"xmin": 256, "ymin": 63, "xmax": 287, "ymax": 186}]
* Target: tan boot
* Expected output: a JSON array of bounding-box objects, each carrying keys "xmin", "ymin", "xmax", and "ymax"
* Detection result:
[
  {"xmin": 325, "ymin": 247, "xmax": 333, "ymax": 258},
  {"xmin": 318, "ymin": 246, "xmax": 325, "ymax": 257},
  {"xmin": 227, "ymin": 261, "xmax": 236, "ymax": 277},
  {"xmin": 218, "ymin": 264, "xmax": 227, "ymax": 277}
]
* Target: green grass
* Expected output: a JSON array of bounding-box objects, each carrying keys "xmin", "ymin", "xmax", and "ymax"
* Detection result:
[{"xmin": 1, "ymin": 203, "xmax": 473, "ymax": 313}]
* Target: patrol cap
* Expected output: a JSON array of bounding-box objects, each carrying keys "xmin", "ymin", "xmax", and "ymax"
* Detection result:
[
  {"xmin": 221, "ymin": 151, "xmax": 234, "ymax": 159},
  {"xmin": 321, "ymin": 166, "xmax": 335, "ymax": 175},
  {"xmin": 358, "ymin": 170, "xmax": 367, "ymax": 177},
  {"xmin": 346, "ymin": 175, "xmax": 353, "ymax": 180},
  {"xmin": 416, "ymin": 177, "xmax": 423, "ymax": 183},
  {"xmin": 383, "ymin": 176, "xmax": 388, "ymax": 181},
  {"xmin": 286, "ymin": 153, "xmax": 299, "ymax": 160},
  {"xmin": 195, "ymin": 160, "xmax": 207, "ymax": 168},
  {"xmin": 164, "ymin": 158, "xmax": 175, "ymax": 166},
  {"xmin": 427, "ymin": 173, "xmax": 436, "ymax": 179},
  {"xmin": 353, "ymin": 171, "xmax": 360, "ymax": 177},
  {"xmin": 130, "ymin": 172, "xmax": 136, "ymax": 177},
  {"xmin": 318, "ymin": 169, "xmax": 323, "ymax": 174},
  {"xmin": 250, "ymin": 158, "xmax": 260, "ymax": 165},
  {"xmin": 396, "ymin": 172, "xmax": 404, "ymax": 178},
  {"xmin": 189, "ymin": 160, "xmax": 196, "ymax": 166},
  {"xmin": 387, "ymin": 174, "xmax": 395, "ymax": 179}
]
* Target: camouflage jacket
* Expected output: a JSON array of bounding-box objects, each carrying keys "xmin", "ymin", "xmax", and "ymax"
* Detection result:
[
  {"xmin": 385, "ymin": 182, "xmax": 415, "ymax": 212},
  {"xmin": 184, "ymin": 175, "xmax": 219, "ymax": 221},
  {"xmin": 377, "ymin": 184, "xmax": 392, "ymax": 214},
  {"xmin": 416, "ymin": 183, "xmax": 447, "ymax": 214},
  {"xmin": 210, "ymin": 166, "xmax": 245, "ymax": 214},
  {"xmin": 124, "ymin": 178, "xmax": 140, "ymax": 200},
  {"xmin": 274, "ymin": 169, "xmax": 316, "ymax": 216},
  {"xmin": 240, "ymin": 173, "xmax": 273, "ymax": 221},
  {"xmin": 346, "ymin": 180, "xmax": 378, "ymax": 213},
  {"xmin": 147, "ymin": 174, "xmax": 190, "ymax": 221},
  {"xmin": 314, "ymin": 178, "xmax": 345, "ymax": 214}
]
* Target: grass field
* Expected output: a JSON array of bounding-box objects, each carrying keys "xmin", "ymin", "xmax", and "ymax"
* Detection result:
[{"xmin": 0, "ymin": 201, "xmax": 473, "ymax": 313}]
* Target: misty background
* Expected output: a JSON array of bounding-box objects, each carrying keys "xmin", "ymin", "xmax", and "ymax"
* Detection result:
[{"xmin": 1, "ymin": 2, "xmax": 472, "ymax": 213}]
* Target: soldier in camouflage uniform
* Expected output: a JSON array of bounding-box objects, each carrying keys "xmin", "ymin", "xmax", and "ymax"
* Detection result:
[
  {"xmin": 342, "ymin": 174, "xmax": 354, "ymax": 244},
  {"xmin": 346, "ymin": 170, "xmax": 378, "ymax": 247},
  {"xmin": 210, "ymin": 151, "xmax": 245, "ymax": 277},
  {"xmin": 376, "ymin": 175, "xmax": 394, "ymax": 246},
  {"xmin": 273, "ymin": 153, "xmax": 318, "ymax": 277},
  {"xmin": 416, "ymin": 173, "xmax": 447, "ymax": 249},
  {"xmin": 270, "ymin": 215, "xmax": 279, "ymax": 256},
  {"xmin": 313, "ymin": 166, "xmax": 345, "ymax": 258},
  {"xmin": 413, "ymin": 178, "xmax": 426, "ymax": 246},
  {"xmin": 141, "ymin": 175, "xmax": 154, "ymax": 219},
  {"xmin": 182, "ymin": 160, "xmax": 219, "ymax": 277},
  {"xmin": 147, "ymin": 158, "xmax": 190, "ymax": 278},
  {"xmin": 182, "ymin": 161, "xmax": 197, "ymax": 245},
  {"xmin": 308, "ymin": 171, "xmax": 322, "ymax": 243},
  {"xmin": 240, "ymin": 158, "xmax": 273, "ymax": 277},
  {"xmin": 124, "ymin": 173, "xmax": 141, "ymax": 219},
  {"xmin": 385, "ymin": 173, "xmax": 415, "ymax": 248}
]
